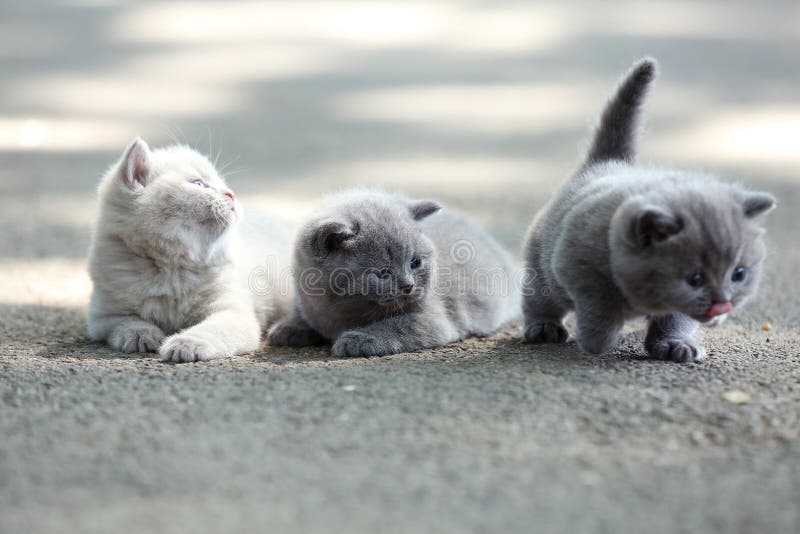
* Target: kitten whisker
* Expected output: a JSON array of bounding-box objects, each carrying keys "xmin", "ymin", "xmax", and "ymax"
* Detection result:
[
  {"xmin": 219, "ymin": 156, "xmax": 243, "ymax": 175},
  {"xmin": 163, "ymin": 123, "xmax": 187, "ymax": 147}
]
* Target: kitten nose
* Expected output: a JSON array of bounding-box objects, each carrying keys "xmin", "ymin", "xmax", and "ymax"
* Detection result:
[
  {"xmin": 224, "ymin": 191, "xmax": 234, "ymax": 200},
  {"xmin": 707, "ymin": 301, "xmax": 732, "ymax": 317},
  {"xmin": 400, "ymin": 283, "xmax": 415, "ymax": 295}
]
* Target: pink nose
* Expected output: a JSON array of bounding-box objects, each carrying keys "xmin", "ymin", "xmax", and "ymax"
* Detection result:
[
  {"xmin": 225, "ymin": 191, "xmax": 234, "ymax": 200},
  {"xmin": 707, "ymin": 301, "xmax": 732, "ymax": 317}
]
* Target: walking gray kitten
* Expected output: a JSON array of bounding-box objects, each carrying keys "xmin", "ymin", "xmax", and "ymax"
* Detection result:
[
  {"xmin": 88, "ymin": 138, "xmax": 291, "ymax": 362},
  {"xmin": 267, "ymin": 189, "xmax": 519, "ymax": 357},
  {"xmin": 522, "ymin": 58, "xmax": 776, "ymax": 363}
]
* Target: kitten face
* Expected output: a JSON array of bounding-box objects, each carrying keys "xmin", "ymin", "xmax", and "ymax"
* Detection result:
[
  {"xmin": 111, "ymin": 138, "xmax": 239, "ymax": 251},
  {"xmin": 610, "ymin": 184, "xmax": 775, "ymax": 321},
  {"xmin": 300, "ymin": 193, "xmax": 440, "ymax": 309}
]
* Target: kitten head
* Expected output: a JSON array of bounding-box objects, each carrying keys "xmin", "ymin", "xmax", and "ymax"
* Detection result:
[
  {"xmin": 610, "ymin": 178, "xmax": 775, "ymax": 322},
  {"xmin": 99, "ymin": 138, "xmax": 239, "ymax": 261},
  {"xmin": 297, "ymin": 191, "xmax": 441, "ymax": 308}
]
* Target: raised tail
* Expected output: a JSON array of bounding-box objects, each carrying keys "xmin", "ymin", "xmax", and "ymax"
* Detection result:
[{"xmin": 585, "ymin": 58, "xmax": 657, "ymax": 165}]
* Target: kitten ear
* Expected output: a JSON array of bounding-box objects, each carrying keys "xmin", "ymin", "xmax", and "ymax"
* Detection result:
[
  {"xmin": 409, "ymin": 200, "xmax": 441, "ymax": 221},
  {"xmin": 313, "ymin": 219, "xmax": 356, "ymax": 253},
  {"xmin": 120, "ymin": 137, "xmax": 151, "ymax": 191},
  {"xmin": 632, "ymin": 206, "xmax": 682, "ymax": 246},
  {"xmin": 742, "ymin": 192, "xmax": 776, "ymax": 218}
]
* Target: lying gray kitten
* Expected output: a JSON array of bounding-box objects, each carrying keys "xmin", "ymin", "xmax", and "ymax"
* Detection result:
[
  {"xmin": 88, "ymin": 138, "xmax": 291, "ymax": 362},
  {"xmin": 267, "ymin": 189, "xmax": 519, "ymax": 357},
  {"xmin": 522, "ymin": 58, "xmax": 776, "ymax": 363}
]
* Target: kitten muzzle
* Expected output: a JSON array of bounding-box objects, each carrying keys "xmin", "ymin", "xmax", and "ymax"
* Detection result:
[{"xmin": 706, "ymin": 301, "xmax": 733, "ymax": 318}]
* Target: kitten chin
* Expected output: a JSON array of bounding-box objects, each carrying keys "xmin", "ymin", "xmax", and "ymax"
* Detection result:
[
  {"xmin": 87, "ymin": 137, "xmax": 292, "ymax": 362},
  {"xmin": 268, "ymin": 189, "xmax": 520, "ymax": 357},
  {"xmin": 522, "ymin": 58, "xmax": 775, "ymax": 363}
]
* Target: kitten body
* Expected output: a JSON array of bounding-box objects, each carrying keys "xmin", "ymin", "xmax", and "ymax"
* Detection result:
[
  {"xmin": 522, "ymin": 59, "xmax": 775, "ymax": 362},
  {"xmin": 88, "ymin": 138, "xmax": 291, "ymax": 362},
  {"xmin": 268, "ymin": 189, "xmax": 519, "ymax": 357}
]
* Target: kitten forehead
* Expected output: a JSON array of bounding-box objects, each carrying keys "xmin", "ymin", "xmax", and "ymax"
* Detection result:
[
  {"xmin": 319, "ymin": 190, "xmax": 425, "ymax": 236},
  {"xmin": 151, "ymin": 145, "xmax": 221, "ymax": 181},
  {"xmin": 639, "ymin": 178, "xmax": 764, "ymax": 268}
]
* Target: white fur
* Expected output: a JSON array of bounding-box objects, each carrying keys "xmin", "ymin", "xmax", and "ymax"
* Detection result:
[{"xmin": 87, "ymin": 138, "xmax": 292, "ymax": 362}]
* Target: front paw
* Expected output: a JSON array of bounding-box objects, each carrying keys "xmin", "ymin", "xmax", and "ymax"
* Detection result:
[
  {"xmin": 110, "ymin": 324, "xmax": 165, "ymax": 353},
  {"xmin": 159, "ymin": 333, "xmax": 224, "ymax": 363},
  {"xmin": 647, "ymin": 339, "xmax": 707, "ymax": 363},
  {"xmin": 332, "ymin": 330, "xmax": 399, "ymax": 357},
  {"xmin": 524, "ymin": 321, "xmax": 568, "ymax": 343},
  {"xmin": 267, "ymin": 320, "xmax": 326, "ymax": 347}
]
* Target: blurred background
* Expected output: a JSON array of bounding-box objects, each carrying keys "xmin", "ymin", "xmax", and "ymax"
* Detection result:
[
  {"xmin": 2, "ymin": 1, "xmax": 799, "ymax": 532},
  {"xmin": 2, "ymin": 0, "xmax": 798, "ymax": 316}
]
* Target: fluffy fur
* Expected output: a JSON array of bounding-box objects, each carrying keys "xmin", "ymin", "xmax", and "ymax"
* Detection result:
[
  {"xmin": 267, "ymin": 189, "xmax": 519, "ymax": 357},
  {"xmin": 88, "ymin": 138, "xmax": 292, "ymax": 362},
  {"xmin": 521, "ymin": 58, "xmax": 776, "ymax": 363}
]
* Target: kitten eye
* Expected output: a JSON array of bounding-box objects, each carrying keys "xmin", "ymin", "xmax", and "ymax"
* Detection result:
[
  {"xmin": 409, "ymin": 257, "xmax": 421, "ymax": 269},
  {"xmin": 686, "ymin": 272, "xmax": 704, "ymax": 288},
  {"xmin": 189, "ymin": 178, "xmax": 208, "ymax": 187},
  {"xmin": 378, "ymin": 267, "xmax": 392, "ymax": 280},
  {"xmin": 731, "ymin": 266, "xmax": 747, "ymax": 282}
]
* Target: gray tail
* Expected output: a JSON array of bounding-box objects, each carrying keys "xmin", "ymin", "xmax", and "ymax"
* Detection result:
[{"xmin": 585, "ymin": 58, "xmax": 657, "ymax": 165}]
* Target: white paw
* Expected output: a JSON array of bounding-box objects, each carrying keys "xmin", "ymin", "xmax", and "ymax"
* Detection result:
[
  {"xmin": 110, "ymin": 324, "xmax": 165, "ymax": 353},
  {"xmin": 159, "ymin": 333, "xmax": 226, "ymax": 363}
]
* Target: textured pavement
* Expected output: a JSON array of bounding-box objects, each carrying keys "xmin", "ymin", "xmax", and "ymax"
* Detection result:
[{"xmin": 1, "ymin": 1, "xmax": 799, "ymax": 533}]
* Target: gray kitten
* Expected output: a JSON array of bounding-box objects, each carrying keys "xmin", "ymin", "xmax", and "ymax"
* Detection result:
[
  {"xmin": 267, "ymin": 189, "xmax": 519, "ymax": 357},
  {"xmin": 521, "ymin": 58, "xmax": 776, "ymax": 363}
]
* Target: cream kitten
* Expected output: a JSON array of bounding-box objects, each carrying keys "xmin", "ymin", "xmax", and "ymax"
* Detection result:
[{"xmin": 87, "ymin": 138, "xmax": 291, "ymax": 362}]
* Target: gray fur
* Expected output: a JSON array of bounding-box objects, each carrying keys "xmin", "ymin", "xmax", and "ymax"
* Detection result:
[
  {"xmin": 522, "ymin": 58, "xmax": 776, "ymax": 362},
  {"xmin": 268, "ymin": 189, "xmax": 519, "ymax": 357},
  {"xmin": 585, "ymin": 58, "xmax": 657, "ymax": 165}
]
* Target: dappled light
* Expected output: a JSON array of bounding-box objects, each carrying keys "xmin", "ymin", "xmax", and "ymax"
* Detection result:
[
  {"xmin": 1, "ymin": 0, "xmax": 797, "ymax": 176},
  {"xmin": 650, "ymin": 107, "xmax": 800, "ymax": 169},
  {"xmin": 0, "ymin": 259, "xmax": 90, "ymax": 307},
  {"xmin": 111, "ymin": 1, "xmax": 569, "ymax": 52},
  {"xmin": 0, "ymin": 117, "xmax": 147, "ymax": 151}
]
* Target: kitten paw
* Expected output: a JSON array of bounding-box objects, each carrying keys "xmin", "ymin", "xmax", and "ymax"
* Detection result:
[
  {"xmin": 267, "ymin": 320, "xmax": 326, "ymax": 347},
  {"xmin": 110, "ymin": 324, "xmax": 165, "ymax": 353},
  {"xmin": 159, "ymin": 334, "xmax": 225, "ymax": 363},
  {"xmin": 523, "ymin": 322, "xmax": 568, "ymax": 343},
  {"xmin": 332, "ymin": 331, "xmax": 399, "ymax": 358},
  {"xmin": 647, "ymin": 339, "xmax": 707, "ymax": 363}
]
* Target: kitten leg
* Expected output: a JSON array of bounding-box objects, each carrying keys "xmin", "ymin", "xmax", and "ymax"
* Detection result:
[
  {"xmin": 91, "ymin": 315, "xmax": 165, "ymax": 353},
  {"xmin": 159, "ymin": 309, "xmax": 260, "ymax": 363},
  {"xmin": 523, "ymin": 296, "xmax": 568, "ymax": 344},
  {"xmin": 573, "ymin": 300, "xmax": 625, "ymax": 355},
  {"xmin": 332, "ymin": 310, "xmax": 459, "ymax": 358},
  {"xmin": 645, "ymin": 313, "xmax": 705, "ymax": 363},
  {"xmin": 267, "ymin": 312, "xmax": 327, "ymax": 347},
  {"xmin": 522, "ymin": 240, "xmax": 568, "ymax": 343}
]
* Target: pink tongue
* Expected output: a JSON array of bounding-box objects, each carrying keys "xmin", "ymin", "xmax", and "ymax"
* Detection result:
[{"xmin": 707, "ymin": 302, "xmax": 733, "ymax": 317}]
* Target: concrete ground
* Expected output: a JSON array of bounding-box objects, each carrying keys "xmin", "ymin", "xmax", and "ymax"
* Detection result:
[{"xmin": 1, "ymin": 1, "xmax": 799, "ymax": 532}]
